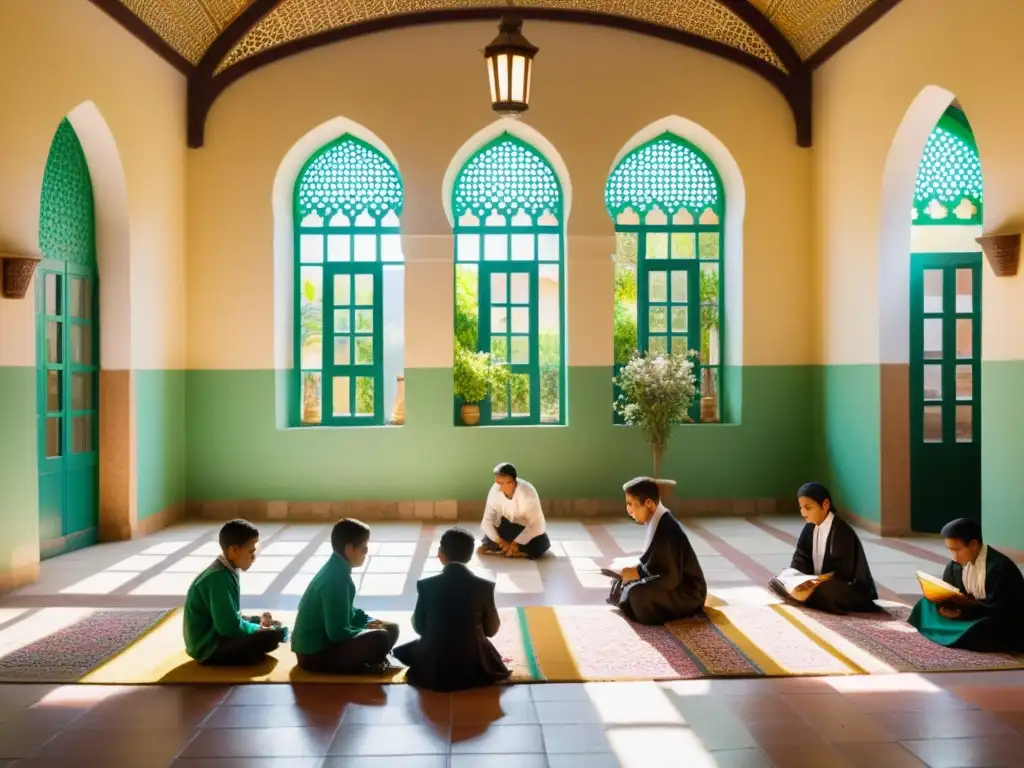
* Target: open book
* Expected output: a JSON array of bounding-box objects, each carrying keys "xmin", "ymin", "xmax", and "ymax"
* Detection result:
[
  {"xmin": 775, "ymin": 568, "xmax": 834, "ymax": 602},
  {"xmin": 601, "ymin": 556, "xmax": 639, "ymax": 579},
  {"xmin": 916, "ymin": 570, "xmax": 962, "ymax": 603}
]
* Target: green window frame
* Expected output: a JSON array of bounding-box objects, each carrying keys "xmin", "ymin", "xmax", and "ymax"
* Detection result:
[
  {"xmin": 912, "ymin": 106, "xmax": 983, "ymax": 226},
  {"xmin": 293, "ymin": 135, "xmax": 403, "ymax": 427},
  {"xmin": 452, "ymin": 133, "xmax": 566, "ymax": 425},
  {"xmin": 607, "ymin": 132, "xmax": 725, "ymax": 423}
]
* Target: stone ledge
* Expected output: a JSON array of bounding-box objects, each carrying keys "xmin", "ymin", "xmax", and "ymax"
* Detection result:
[
  {"xmin": 187, "ymin": 497, "xmax": 783, "ymax": 523},
  {"xmin": 0, "ymin": 562, "xmax": 40, "ymax": 595}
]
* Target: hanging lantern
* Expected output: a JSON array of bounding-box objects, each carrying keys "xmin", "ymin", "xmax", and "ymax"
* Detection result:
[{"xmin": 484, "ymin": 15, "xmax": 538, "ymax": 115}]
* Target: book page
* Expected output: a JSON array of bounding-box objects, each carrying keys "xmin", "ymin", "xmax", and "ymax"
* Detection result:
[{"xmin": 916, "ymin": 570, "xmax": 961, "ymax": 602}]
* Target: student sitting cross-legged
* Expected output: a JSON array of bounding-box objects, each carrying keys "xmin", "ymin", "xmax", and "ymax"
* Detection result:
[
  {"xmin": 909, "ymin": 517, "xmax": 1024, "ymax": 653},
  {"xmin": 183, "ymin": 519, "xmax": 288, "ymax": 666},
  {"xmin": 292, "ymin": 518, "xmax": 400, "ymax": 674},
  {"xmin": 393, "ymin": 527, "xmax": 512, "ymax": 692}
]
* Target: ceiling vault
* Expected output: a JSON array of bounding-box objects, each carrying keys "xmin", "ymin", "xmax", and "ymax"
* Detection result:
[{"xmin": 85, "ymin": 0, "xmax": 906, "ymax": 149}]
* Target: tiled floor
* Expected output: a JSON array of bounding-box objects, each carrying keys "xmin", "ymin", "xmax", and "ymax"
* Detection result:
[{"xmin": 1, "ymin": 515, "xmax": 1022, "ymax": 767}]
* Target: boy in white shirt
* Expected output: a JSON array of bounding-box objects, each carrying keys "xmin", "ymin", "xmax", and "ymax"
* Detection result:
[{"xmin": 479, "ymin": 463, "xmax": 550, "ymax": 559}]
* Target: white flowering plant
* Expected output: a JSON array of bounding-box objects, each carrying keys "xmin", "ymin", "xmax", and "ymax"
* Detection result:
[{"xmin": 614, "ymin": 350, "xmax": 698, "ymax": 476}]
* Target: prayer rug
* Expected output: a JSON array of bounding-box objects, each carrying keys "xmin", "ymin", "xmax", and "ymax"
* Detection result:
[{"xmin": 0, "ymin": 609, "xmax": 172, "ymax": 682}]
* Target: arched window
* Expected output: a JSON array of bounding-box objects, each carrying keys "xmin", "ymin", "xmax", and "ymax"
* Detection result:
[
  {"xmin": 294, "ymin": 135, "xmax": 404, "ymax": 427},
  {"xmin": 607, "ymin": 132, "xmax": 724, "ymax": 422},
  {"xmin": 912, "ymin": 107, "xmax": 983, "ymax": 225},
  {"xmin": 452, "ymin": 133, "xmax": 565, "ymax": 425}
]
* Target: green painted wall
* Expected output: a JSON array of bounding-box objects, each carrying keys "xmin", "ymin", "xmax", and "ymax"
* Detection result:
[
  {"xmin": 981, "ymin": 360, "xmax": 1024, "ymax": 551},
  {"xmin": 136, "ymin": 370, "xmax": 187, "ymax": 520},
  {"xmin": 813, "ymin": 364, "xmax": 881, "ymax": 523},
  {"xmin": 186, "ymin": 365, "xmax": 815, "ymax": 501},
  {"xmin": 0, "ymin": 366, "xmax": 39, "ymax": 572}
]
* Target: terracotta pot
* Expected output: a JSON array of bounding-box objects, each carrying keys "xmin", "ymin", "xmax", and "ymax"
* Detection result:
[
  {"xmin": 655, "ymin": 478, "xmax": 677, "ymax": 503},
  {"xmin": 460, "ymin": 403, "xmax": 481, "ymax": 426},
  {"xmin": 390, "ymin": 375, "xmax": 406, "ymax": 425},
  {"xmin": 976, "ymin": 233, "xmax": 1020, "ymax": 277},
  {"xmin": 1, "ymin": 253, "xmax": 42, "ymax": 300}
]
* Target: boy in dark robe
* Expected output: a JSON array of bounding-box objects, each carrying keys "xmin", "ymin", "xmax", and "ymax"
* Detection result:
[
  {"xmin": 393, "ymin": 527, "xmax": 511, "ymax": 691},
  {"xmin": 908, "ymin": 517, "xmax": 1024, "ymax": 652},
  {"xmin": 292, "ymin": 519, "xmax": 400, "ymax": 674},
  {"xmin": 606, "ymin": 477, "xmax": 707, "ymax": 625},
  {"xmin": 183, "ymin": 519, "xmax": 288, "ymax": 666},
  {"xmin": 769, "ymin": 482, "xmax": 879, "ymax": 614}
]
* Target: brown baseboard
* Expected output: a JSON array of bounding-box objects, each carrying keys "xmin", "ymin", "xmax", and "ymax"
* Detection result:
[
  {"xmin": 137, "ymin": 503, "xmax": 187, "ymax": 537},
  {"xmin": 0, "ymin": 562, "xmax": 40, "ymax": 594}
]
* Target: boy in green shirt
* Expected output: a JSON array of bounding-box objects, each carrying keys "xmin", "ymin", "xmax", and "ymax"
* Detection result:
[
  {"xmin": 183, "ymin": 519, "xmax": 287, "ymax": 665},
  {"xmin": 292, "ymin": 518, "xmax": 400, "ymax": 673}
]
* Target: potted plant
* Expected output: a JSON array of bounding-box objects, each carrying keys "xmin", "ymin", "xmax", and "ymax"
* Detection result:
[
  {"xmin": 614, "ymin": 350, "xmax": 697, "ymax": 478},
  {"xmin": 454, "ymin": 346, "xmax": 507, "ymax": 425}
]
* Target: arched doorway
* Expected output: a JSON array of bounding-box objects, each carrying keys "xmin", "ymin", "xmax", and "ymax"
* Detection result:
[
  {"xmin": 36, "ymin": 118, "xmax": 100, "ymax": 558},
  {"xmin": 908, "ymin": 103, "xmax": 984, "ymax": 532}
]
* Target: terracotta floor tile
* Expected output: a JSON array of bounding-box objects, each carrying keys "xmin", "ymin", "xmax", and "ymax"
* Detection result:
[
  {"xmin": 178, "ymin": 726, "xmax": 336, "ymax": 758},
  {"xmin": 451, "ymin": 755, "xmax": 548, "ymax": 768},
  {"xmin": 764, "ymin": 743, "xmax": 853, "ymax": 768},
  {"xmin": 328, "ymin": 723, "xmax": 450, "ymax": 756},
  {"xmin": 533, "ymin": 700, "xmax": 602, "ymax": 724},
  {"xmin": 172, "ymin": 760, "xmax": 325, "ymax": 767},
  {"xmin": 201, "ymin": 704, "xmax": 344, "ymax": 729},
  {"xmin": 0, "ymin": 685, "xmax": 58, "ymax": 710},
  {"xmin": 954, "ymin": 685, "xmax": 1024, "ymax": 712},
  {"xmin": 542, "ymin": 723, "xmax": 614, "ymax": 754},
  {"xmin": 546, "ymin": 756, "xmax": 622, "ymax": 768},
  {"xmin": 679, "ymin": 709, "xmax": 759, "ymax": 752},
  {"xmin": 222, "ymin": 684, "xmax": 365, "ymax": 707},
  {"xmin": 705, "ymin": 749, "xmax": 775, "ymax": 768},
  {"xmin": 322, "ymin": 758, "xmax": 448, "ymax": 768},
  {"xmin": 900, "ymin": 734, "xmax": 1024, "ymax": 767},
  {"xmin": 0, "ymin": 706, "xmax": 84, "ymax": 731},
  {"xmin": 994, "ymin": 710, "xmax": 1024, "ymax": 734},
  {"xmin": 70, "ymin": 687, "xmax": 226, "ymax": 729},
  {"xmin": 341, "ymin": 697, "xmax": 449, "ymax": 727},
  {"xmin": 0, "ymin": 725, "xmax": 60, "ymax": 759},
  {"xmin": 30, "ymin": 727, "xmax": 197, "ymax": 762},
  {"xmin": 742, "ymin": 719, "xmax": 828, "ymax": 749},
  {"xmin": 800, "ymin": 710, "xmax": 895, "ymax": 743},
  {"xmin": 878, "ymin": 709, "xmax": 1013, "ymax": 740},
  {"xmin": 450, "ymin": 723, "xmax": 544, "ymax": 753},
  {"xmin": 530, "ymin": 683, "xmax": 592, "ymax": 702},
  {"xmin": 15, "ymin": 758, "xmax": 158, "ymax": 768},
  {"xmin": 451, "ymin": 698, "xmax": 538, "ymax": 726},
  {"xmin": 834, "ymin": 742, "xmax": 927, "ymax": 768}
]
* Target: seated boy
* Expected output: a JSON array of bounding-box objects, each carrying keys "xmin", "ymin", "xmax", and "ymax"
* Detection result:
[
  {"xmin": 183, "ymin": 519, "xmax": 287, "ymax": 666},
  {"xmin": 607, "ymin": 478, "xmax": 707, "ymax": 625},
  {"xmin": 768, "ymin": 482, "xmax": 879, "ymax": 614},
  {"xmin": 292, "ymin": 518, "xmax": 400, "ymax": 674},
  {"xmin": 909, "ymin": 517, "xmax": 1024, "ymax": 652},
  {"xmin": 394, "ymin": 527, "xmax": 511, "ymax": 692}
]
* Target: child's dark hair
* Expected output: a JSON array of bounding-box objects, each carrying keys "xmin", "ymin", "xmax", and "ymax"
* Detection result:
[
  {"xmin": 331, "ymin": 518, "xmax": 371, "ymax": 555},
  {"xmin": 219, "ymin": 519, "xmax": 259, "ymax": 551},
  {"xmin": 623, "ymin": 477, "xmax": 660, "ymax": 504},
  {"xmin": 439, "ymin": 527, "xmax": 475, "ymax": 564},
  {"xmin": 493, "ymin": 462, "xmax": 517, "ymax": 481},
  {"xmin": 941, "ymin": 517, "xmax": 983, "ymax": 545}
]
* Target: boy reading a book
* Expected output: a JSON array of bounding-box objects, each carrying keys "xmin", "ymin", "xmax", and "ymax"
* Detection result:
[
  {"xmin": 393, "ymin": 527, "xmax": 511, "ymax": 691},
  {"xmin": 768, "ymin": 483, "xmax": 879, "ymax": 614},
  {"xmin": 292, "ymin": 519, "xmax": 400, "ymax": 673},
  {"xmin": 909, "ymin": 517, "xmax": 1024, "ymax": 652},
  {"xmin": 183, "ymin": 519, "xmax": 288, "ymax": 666},
  {"xmin": 606, "ymin": 478, "xmax": 707, "ymax": 625}
]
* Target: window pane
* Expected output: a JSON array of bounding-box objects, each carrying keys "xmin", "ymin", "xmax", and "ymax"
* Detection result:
[
  {"xmin": 923, "ymin": 269, "xmax": 943, "ymax": 313},
  {"xmin": 540, "ymin": 365, "xmax": 559, "ymax": 423},
  {"xmin": 646, "ymin": 232, "xmax": 668, "ymax": 259},
  {"xmin": 510, "ymin": 273, "xmax": 529, "ymax": 304},
  {"xmin": 700, "ymin": 263, "xmax": 720, "ymax": 365},
  {"xmin": 648, "ymin": 336, "xmax": 667, "ymax": 355},
  {"xmin": 670, "ymin": 232, "xmax": 695, "ymax": 259},
  {"xmin": 354, "ymin": 234, "xmax": 375, "ymax": 261},
  {"xmin": 46, "ymin": 417, "xmax": 62, "ymax": 458},
  {"xmin": 45, "ymin": 272, "xmax": 61, "ymax": 315},
  {"xmin": 510, "ymin": 336, "xmax": 529, "ymax": 364},
  {"xmin": 356, "ymin": 377, "xmax": 374, "ymax": 416},
  {"xmin": 355, "ymin": 337, "xmax": 373, "ymax": 365},
  {"xmin": 332, "ymin": 376, "xmax": 350, "ymax": 417},
  {"xmin": 71, "ymin": 372, "xmax": 92, "ymax": 411},
  {"xmin": 698, "ymin": 232, "xmax": 720, "ymax": 260},
  {"xmin": 334, "ymin": 337, "xmax": 351, "ymax": 365},
  {"xmin": 69, "ymin": 278, "xmax": 92, "ymax": 319},
  {"xmin": 649, "ymin": 272, "xmax": 667, "ymax": 302},
  {"xmin": 491, "ymin": 379, "xmax": 509, "ymax": 419},
  {"xmin": 327, "ymin": 235, "xmax": 350, "ymax": 262},
  {"xmin": 334, "ymin": 309, "xmax": 351, "ymax": 334},
  {"xmin": 923, "ymin": 405, "xmax": 941, "ymax": 443},
  {"xmin": 923, "ymin": 364, "xmax": 942, "ymax": 400},
  {"xmin": 491, "ymin": 273, "xmax": 507, "ymax": 304},
  {"xmin": 46, "ymin": 321, "xmax": 62, "ymax": 364},
  {"xmin": 670, "ymin": 271, "xmax": 687, "ymax": 303},
  {"xmin": 511, "ymin": 234, "xmax": 534, "ymax": 261},
  {"xmin": 700, "ymin": 367, "xmax": 720, "ymax": 422},
  {"xmin": 671, "ymin": 307, "xmax": 688, "ymax": 333},
  {"xmin": 955, "ymin": 268, "xmax": 972, "ymax": 313},
  {"xmin": 355, "ymin": 274, "xmax": 374, "ymax": 305},
  {"xmin": 300, "ymin": 267, "xmax": 323, "ymax": 369},
  {"xmin": 302, "ymin": 372, "xmax": 322, "ymax": 424},
  {"xmin": 46, "ymin": 370, "xmax": 61, "ymax": 413},
  {"xmin": 649, "ymin": 306, "xmax": 667, "ymax": 333},
  {"xmin": 956, "ymin": 364, "xmax": 972, "ymax": 400},
  {"xmin": 485, "ymin": 234, "xmax": 508, "ymax": 261},
  {"xmin": 456, "ymin": 234, "xmax": 480, "ymax": 262},
  {"xmin": 72, "ymin": 414, "xmax": 93, "ymax": 453},
  {"xmin": 510, "ymin": 374, "xmax": 530, "ymax": 417},
  {"xmin": 671, "ymin": 335, "xmax": 688, "ymax": 354},
  {"xmin": 923, "ymin": 318, "xmax": 942, "ymax": 359},
  {"xmin": 70, "ymin": 324, "xmax": 92, "ymax": 365},
  {"xmin": 381, "ymin": 234, "xmax": 402, "ymax": 262},
  {"xmin": 956, "ymin": 319, "xmax": 972, "ymax": 358},
  {"xmin": 334, "ymin": 274, "xmax": 351, "ymax": 305},
  {"xmin": 300, "ymin": 234, "xmax": 323, "ymax": 263},
  {"xmin": 491, "ymin": 307, "xmax": 507, "ymax": 333},
  {"xmin": 537, "ymin": 264, "xmax": 560, "ymax": 383},
  {"xmin": 455, "ymin": 264, "xmax": 479, "ymax": 352},
  {"xmin": 615, "ymin": 232, "xmax": 638, "ymax": 266},
  {"xmin": 955, "ymin": 405, "xmax": 972, "ymax": 443},
  {"xmin": 511, "ymin": 307, "xmax": 529, "ymax": 334},
  {"xmin": 491, "ymin": 336, "xmax": 508, "ymax": 363},
  {"xmin": 538, "ymin": 234, "xmax": 559, "ymax": 261},
  {"xmin": 355, "ymin": 309, "xmax": 373, "ymax": 332}
]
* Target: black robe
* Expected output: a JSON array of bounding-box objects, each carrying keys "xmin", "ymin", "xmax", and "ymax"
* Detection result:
[
  {"xmin": 908, "ymin": 546, "xmax": 1024, "ymax": 652},
  {"xmin": 393, "ymin": 562, "xmax": 511, "ymax": 692},
  {"xmin": 774, "ymin": 516, "xmax": 880, "ymax": 614},
  {"xmin": 608, "ymin": 510, "xmax": 707, "ymax": 625}
]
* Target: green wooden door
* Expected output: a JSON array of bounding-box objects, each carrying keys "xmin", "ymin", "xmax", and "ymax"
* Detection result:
[
  {"xmin": 909, "ymin": 252, "xmax": 982, "ymax": 532},
  {"xmin": 480, "ymin": 262, "xmax": 538, "ymax": 423},
  {"xmin": 36, "ymin": 261, "xmax": 99, "ymax": 558}
]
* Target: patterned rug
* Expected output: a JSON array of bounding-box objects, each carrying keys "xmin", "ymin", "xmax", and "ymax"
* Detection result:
[{"xmin": 0, "ymin": 609, "xmax": 172, "ymax": 682}]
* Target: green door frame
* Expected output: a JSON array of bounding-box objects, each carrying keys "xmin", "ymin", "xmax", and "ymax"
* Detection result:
[{"xmin": 909, "ymin": 251, "xmax": 982, "ymax": 532}]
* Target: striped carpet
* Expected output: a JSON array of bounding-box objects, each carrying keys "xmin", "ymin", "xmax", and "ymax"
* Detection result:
[{"xmin": 72, "ymin": 601, "xmax": 1024, "ymax": 685}]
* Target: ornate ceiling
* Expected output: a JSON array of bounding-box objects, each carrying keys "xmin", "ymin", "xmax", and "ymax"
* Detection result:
[{"xmin": 90, "ymin": 0, "xmax": 904, "ymax": 147}]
